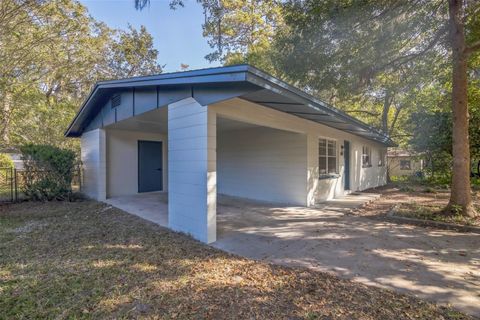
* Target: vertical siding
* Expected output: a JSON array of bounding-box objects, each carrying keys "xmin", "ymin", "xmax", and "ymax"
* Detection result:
[
  {"xmin": 81, "ymin": 129, "xmax": 106, "ymax": 200},
  {"xmin": 106, "ymin": 129, "xmax": 167, "ymax": 197},
  {"xmin": 168, "ymin": 98, "xmax": 216, "ymax": 243},
  {"xmin": 217, "ymin": 127, "xmax": 308, "ymax": 205}
]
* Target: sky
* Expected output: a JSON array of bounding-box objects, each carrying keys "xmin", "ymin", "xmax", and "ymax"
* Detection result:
[{"xmin": 79, "ymin": 0, "xmax": 220, "ymax": 72}]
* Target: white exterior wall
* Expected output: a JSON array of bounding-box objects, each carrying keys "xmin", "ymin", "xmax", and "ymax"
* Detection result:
[
  {"xmin": 80, "ymin": 129, "xmax": 106, "ymax": 201},
  {"xmin": 211, "ymin": 98, "xmax": 387, "ymax": 203},
  {"xmin": 80, "ymin": 96, "xmax": 388, "ymax": 244},
  {"xmin": 217, "ymin": 127, "xmax": 307, "ymax": 205},
  {"xmin": 106, "ymin": 129, "xmax": 167, "ymax": 197},
  {"xmin": 168, "ymin": 98, "xmax": 216, "ymax": 243}
]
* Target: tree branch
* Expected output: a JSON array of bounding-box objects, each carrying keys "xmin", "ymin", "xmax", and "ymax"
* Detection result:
[
  {"xmin": 344, "ymin": 110, "xmax": 380, "ymax": 117},
  {"xmin": 465, "ymin": 40, "xmax": 480, "ymax": 56}
]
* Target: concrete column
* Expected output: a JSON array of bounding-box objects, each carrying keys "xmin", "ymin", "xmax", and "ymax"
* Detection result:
[
  {"xmin": 306, "ymin": 133, "xmax": 319, "ymax": 206},
  {"xmin": 80, "ymin": 128, "xmax": 106, "ymax": 201},
  {"xmin": 168, "ymin": 98, "xmax": 217, "ymax": 243}
]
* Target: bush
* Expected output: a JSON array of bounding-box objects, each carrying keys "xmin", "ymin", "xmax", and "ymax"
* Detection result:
[
  {"xmin": 0, "ymin": 153, "xmax": 14, "ymax": 181},
  {"xmin": 0, "ymin": 153, "xmax": 14, "ymax": 168},
  {"xmin": 20, "ymin": 144, "xmax": 78, "ymax": 201}
]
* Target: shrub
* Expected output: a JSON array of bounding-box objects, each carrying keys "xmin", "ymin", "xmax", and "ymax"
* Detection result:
[
  {"xmin": 20, "ymin": 144, "xmax": 78, "ymax": 201},
  {"xmin": 0, "ymin": 153, "xmax": 14, "ymax": 169},
  {"xmin": 0, "ymin": 153, "xmax": 14, "ymax": 182}
]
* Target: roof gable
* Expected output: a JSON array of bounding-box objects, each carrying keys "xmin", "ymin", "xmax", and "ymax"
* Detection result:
[{"xmin": 65, "ymin": 64, "xmax": 395, "ymax": 146}]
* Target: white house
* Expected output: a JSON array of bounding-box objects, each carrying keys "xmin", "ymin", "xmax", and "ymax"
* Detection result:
[{"xmin": 66, "ymin": 65, "xmax": 394, "ymax": 243}]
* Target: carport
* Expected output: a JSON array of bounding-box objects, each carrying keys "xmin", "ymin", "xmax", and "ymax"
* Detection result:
[
  {"xmin": 101, "ymin": 100, "xmax": 310, "ymax": 240},
  {"xmin": 66, "ymin": 65, "xmax": 394, "ymax": 244}
]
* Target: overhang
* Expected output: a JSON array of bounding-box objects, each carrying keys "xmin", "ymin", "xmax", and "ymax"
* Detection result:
[{"xmin": 65, "ymin": 64, "xmax": 395, "ymax": 146}]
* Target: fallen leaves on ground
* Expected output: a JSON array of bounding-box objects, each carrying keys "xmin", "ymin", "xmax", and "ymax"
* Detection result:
[{"xmin": 0, "ymin": 201, "xmax": 472, "ymax": 319}]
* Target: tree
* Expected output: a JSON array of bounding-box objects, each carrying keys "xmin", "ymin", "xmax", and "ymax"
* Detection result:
[
  {"xmin": 446, "ymin": 0, "xmax": 479, "ymax": 216},
  {"xmin": 107, "ymin": 25, "xmax": 163, "ymax": 78},
  {"xmin": 409, "ymin": 111, "xmax": 452, "ymax": 180},
  {"xmin": 1, "ymin": 0, "xmax": 163, "ymax": 150},
  {"xmin": 135, "ymin": 0, "xmax": 282, "ymax": 71},
  {"xmin": 274, "ymin": 0, "xmax": 479, "ymax": 217},
  {"xmin": 273, "ymin": 0, "xmax": 448, "ymax": 143}
]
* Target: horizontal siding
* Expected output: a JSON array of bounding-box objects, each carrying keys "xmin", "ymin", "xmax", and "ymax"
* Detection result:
[
  {"xmin": 168, "ymin": 98, "xmax": 216, "ymax": 243},
  {"xmin": 212, "ymin": 98, "xmax": 388, "ymax": 202},
  {"xmin": 217, "ymin": 126, "xmax": 307, "ymax": 205},
  {"xmin": 81, "ymin": 129, "xmax": 106, "ymax": 200}
]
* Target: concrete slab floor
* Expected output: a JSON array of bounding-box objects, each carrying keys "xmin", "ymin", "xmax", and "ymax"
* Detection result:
[
  {"xmin": 105, "ymin": 191, "xmax": 480, "ymax": 317},
  {"xmin": 214, "ymin": 195, "xmax": 480, "ymax": 317},
  {"xmin": 105, "ymin": 192, "xmax": 168, "ymax": 227}
]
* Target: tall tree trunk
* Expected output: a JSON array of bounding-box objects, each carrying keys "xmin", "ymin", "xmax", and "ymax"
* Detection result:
[
  {"xmin": 381, "ymin": 90, "xmax": 393, "ymax": 133},
  {"xmin": 389, "ymin": 105, "xmax": 403, "ymax": 136},
  {"xmin": 447, "ymin": 0, "xmax": 476, "ymax": 217},
  {"xmin": 0, "ymin": 90, "xmax": 12, "ymax": 146}
]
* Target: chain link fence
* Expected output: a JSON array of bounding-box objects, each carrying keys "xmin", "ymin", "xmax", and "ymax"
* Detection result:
[{"xmin": 0, "ymin": 167, "xmax": 81, "ymax": 203}]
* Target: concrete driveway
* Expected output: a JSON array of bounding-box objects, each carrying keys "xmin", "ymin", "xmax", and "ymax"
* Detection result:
[
  {"xmin": 214, "ymin": 196, "xmax": 480, "ymax": 317},
  {"xmin": 106, "ymin": 192, "xmax": 480, "ymax": 316}
]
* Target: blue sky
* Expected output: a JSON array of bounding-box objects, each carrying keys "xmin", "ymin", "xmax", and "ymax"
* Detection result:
[{"xmin": 79, "ymin": 0, "xmax": 220, "ymax": 72}]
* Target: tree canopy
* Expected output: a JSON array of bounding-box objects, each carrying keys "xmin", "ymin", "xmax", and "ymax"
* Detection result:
[{"xmin": 0, "ymin": 0, "xmax": 163, "ymax": 150}]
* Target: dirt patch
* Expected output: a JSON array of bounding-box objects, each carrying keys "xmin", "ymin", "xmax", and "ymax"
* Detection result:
[{"xmin": 356, "ymin": 184, "xmax": 480, "ymax": 227}]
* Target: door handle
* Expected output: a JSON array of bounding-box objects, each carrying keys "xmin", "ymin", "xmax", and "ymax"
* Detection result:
[{"xmin": 156, "ymin": 168, "xmax": 162, "ymax": 171}]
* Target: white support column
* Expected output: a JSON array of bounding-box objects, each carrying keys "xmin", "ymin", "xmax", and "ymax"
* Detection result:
[
  {"xmin": 80, "ymin": 128, "xmax": 106, "ymax": 201},
  {"xmin": 306, "ymin": 133, "xmax": 319, "ymax": 206},
  {"xmin": 168, "ymin": 98, "xmax": 217, "ymax": 243}
]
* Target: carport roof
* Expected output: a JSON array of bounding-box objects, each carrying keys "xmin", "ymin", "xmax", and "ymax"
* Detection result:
[{"xmin": 65, "ymin": 64, "xmax": 395, "ymax": 146}]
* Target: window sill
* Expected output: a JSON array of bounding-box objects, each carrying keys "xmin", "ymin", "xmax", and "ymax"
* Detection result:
[{"xmin": 319, "ymin": 174, "xmax": 340, "ymax": 180}]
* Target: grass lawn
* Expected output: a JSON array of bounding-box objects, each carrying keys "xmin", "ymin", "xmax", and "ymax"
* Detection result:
[{"xmin": 0, "ymin": 201, "xmax": 472, "ymax": 319}]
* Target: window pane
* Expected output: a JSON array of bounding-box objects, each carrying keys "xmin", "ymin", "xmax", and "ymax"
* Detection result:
[
  {"xmin": 400, "ymin": 160, "xmax": 411, "ymax": 170},
  {"xmin": 319, "ymin": 139, "xmax": 326, "ymax": 156},
  {"xmin": 378, "ymin": 150, "xmax": 385, "ymax": 166},
  {"xmin": 327, "ymin": 156, "xmax": 336, "ymax": 173},
  {"xmin": 362, "ymin": 146, "xmax": 371, "ymax": 166},
  {"xmin": 319, "ymin": 156, "xmax": 327, "ymax": 174},
  {"xmin": 328, "ymin": 140, "xmax": 336, "ymax": 156}
]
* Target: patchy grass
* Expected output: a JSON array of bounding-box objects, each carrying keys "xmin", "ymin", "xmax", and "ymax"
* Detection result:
[
  {"xmin": 0, "ymin": 201, "xmax": 473, "ymax": 319},
  {"xmin": 360, "ymin": 182, "xmax": 480, "ymax": 227},
  {"xmin": 396, "ymin": 202, "xmax": 480, "ymax": 227}
]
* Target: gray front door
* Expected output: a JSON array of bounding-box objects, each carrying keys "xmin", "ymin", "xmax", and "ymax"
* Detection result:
[
  {"xmin": 138, "ymin": 140, "xmax": 163, "ymax": 193},
  {"xmin": 344, "ymin": 140, "xmax": 350, "ymax": 190}
]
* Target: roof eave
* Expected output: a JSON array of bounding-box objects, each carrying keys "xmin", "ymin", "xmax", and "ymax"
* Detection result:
[{"xmin": 65, "ymin": 64, "xmax": 396, "ymax": 147}]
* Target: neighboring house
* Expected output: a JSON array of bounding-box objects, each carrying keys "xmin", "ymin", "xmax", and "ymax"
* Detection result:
[
  {"xmin": 66, "ymin": 65, "xmax": 395, "ymax": 243},
  {"xmin": 387, "ymin": 148, "xmax": 424, "ymax": 177},
  {"xmin": 0, "ymin": 148, "xmax": 24, "ymax": 170}
]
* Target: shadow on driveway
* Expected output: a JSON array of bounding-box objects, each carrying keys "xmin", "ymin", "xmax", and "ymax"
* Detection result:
[{"xmin": 213, "ymin": 194, "xmax": 480, "ymax": 317}]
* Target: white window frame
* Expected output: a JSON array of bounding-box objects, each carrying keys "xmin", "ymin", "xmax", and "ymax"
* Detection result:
[
  {"xmin": 319, "ymin": 138, "xmax": 338, "ymax": 176},
  {"xmin": 378, "ymin": 149, "xmax": 386, "ymax": 167},
  {"xmin": 400, "ymin": 159, "xmax": 411, "ymax": 170},
  {"xmin": 362, "ymin": 145, "xmax": 372, "ymax": 168}
]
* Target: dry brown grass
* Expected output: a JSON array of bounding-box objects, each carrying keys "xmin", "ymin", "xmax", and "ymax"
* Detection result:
[
  {"xmin": 358, "ymin": 183, "xmax": 480, "ymax": 227},
  {"xmin": 0, "ymin": 201, "xmax": 472, "ymax": 319}
]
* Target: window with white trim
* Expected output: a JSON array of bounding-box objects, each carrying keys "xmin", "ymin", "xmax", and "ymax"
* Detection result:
[
  {"xmin": 319, "ymin": 138, "xmax": 337, "ymax": 175},
  {"xmin": 400, "ymin": 160, "xmax": 411, "ymax": 170},
  {"xmin": 362, "ymin": 146, "xmax": 372, "ymax": 167},
  {"xmin": 378, "ymin": 149, "xmax": 386, "ymax": 166}
]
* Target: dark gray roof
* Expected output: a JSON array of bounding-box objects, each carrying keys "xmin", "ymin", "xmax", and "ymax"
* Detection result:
[{"xmin": 65, "ymin": 64, "xmax": 395, "ymax": 146}]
